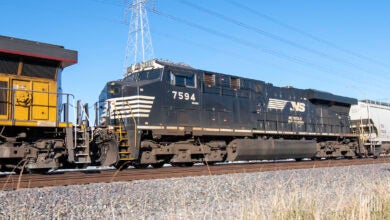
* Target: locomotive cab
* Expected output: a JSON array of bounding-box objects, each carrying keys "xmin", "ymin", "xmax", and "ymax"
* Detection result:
[{"xmin": 0, "ymin": 36, "xmax": 93, "ymax": 172}]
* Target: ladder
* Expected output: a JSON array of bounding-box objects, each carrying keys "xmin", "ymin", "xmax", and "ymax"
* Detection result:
[
  {"xmin": 74, "ymin": 124, "xmax": 91, "ymax": 166},
  {"xmin": 113, "ymin": 125, "xmax": 134, "ymax": 160}
]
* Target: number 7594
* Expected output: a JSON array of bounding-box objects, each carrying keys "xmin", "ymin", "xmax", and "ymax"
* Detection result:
[{"xmin": 172, "ymin": 91, "xmax": 196, "ymax": 101}]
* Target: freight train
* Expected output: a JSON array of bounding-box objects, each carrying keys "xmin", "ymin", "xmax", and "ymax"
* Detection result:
[{"xmin": 0, "ymin": 36, "xmax": 385, "ymax": 172}]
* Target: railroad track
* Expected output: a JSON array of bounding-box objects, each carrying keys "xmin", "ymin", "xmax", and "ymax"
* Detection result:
[{"xmin": 1, "ymin": 158, "xmax": 389, "ymax": 190}]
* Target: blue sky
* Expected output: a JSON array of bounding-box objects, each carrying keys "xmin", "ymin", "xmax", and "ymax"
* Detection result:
[{"xmin": 1, "ymin": 0, "xmax": 390, "ymax": 120}]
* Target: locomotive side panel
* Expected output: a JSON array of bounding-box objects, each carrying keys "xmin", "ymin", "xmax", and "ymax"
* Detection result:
[
  {"xmin": 164, "ymin": 67, "xmax": 201, "ymax": 128},
  {"xmin": 264, "ymin": 85, "xmax": 308, "ymax": 133},
  {"xmin": 0, "ymin": 36, "xmax": 88, "ymax": 172}
]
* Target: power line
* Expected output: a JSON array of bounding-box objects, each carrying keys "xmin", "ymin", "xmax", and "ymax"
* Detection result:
[
  {"xmin": 154, "ymin": 30, "xmax": 389, "ymax": 99},
  {"xmin": 180, "ymin": 0, "xmax": 365, "ymax": 71},
  {"xmin": 148, "ymin": 8, "xmax": 390, "ymax": 92},
  {"xmin": 180, "ymin": 0, "xmax": 390, "ymax": 86},
  {"xmin": 152, "ymin": 29, "xmax": 358, "ymax": 89},
  {"xmin": 149, "ymin": 8, "xmax": 335, "ymax": 73},
  {"xmin": 226, "ymin": 0, "xmax": 389, "ymax": 69},
  {"xmin": 86, "ymin": 0, "xmax": 390, "ymax": 96}
]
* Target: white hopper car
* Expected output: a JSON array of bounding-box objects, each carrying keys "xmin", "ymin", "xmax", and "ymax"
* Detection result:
[{"xmin": 350, "ymin": 100, "xmax": 390, "ymax": 155}]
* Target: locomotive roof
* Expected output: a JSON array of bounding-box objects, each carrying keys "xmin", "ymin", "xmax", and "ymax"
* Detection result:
[
  {"xmin": 0, "ymin": 35, "xmax": 77, "ymax": 68},
  {"xmin": 125, "ymin": 59, "xmax": 194, "ymax": 78},
  {"xmin": 305, "ymin": 89, "xmax": 357, "ymax": 105},
  {"xmin": 128, "ymin": 59, "xmax": 357, "ymax": 106},
  {"xmin": 155, "ymin": 59, "xmax": 194, "ymax": 69}
]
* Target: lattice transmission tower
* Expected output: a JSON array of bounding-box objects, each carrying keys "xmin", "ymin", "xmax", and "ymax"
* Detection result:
[{"xmin": 123, "ymin": 0, "xmax": 155, "ymax": 74}]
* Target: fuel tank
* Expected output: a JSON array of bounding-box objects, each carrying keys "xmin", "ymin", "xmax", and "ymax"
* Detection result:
[{"xmin": 227, "ymin": 138, "xmax": 317, "ymax": 161}]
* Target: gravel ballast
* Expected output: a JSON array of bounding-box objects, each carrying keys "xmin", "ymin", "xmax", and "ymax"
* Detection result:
[{"xmin": 1, "ymin": 163, "xmax": 389, "ymax": 219}]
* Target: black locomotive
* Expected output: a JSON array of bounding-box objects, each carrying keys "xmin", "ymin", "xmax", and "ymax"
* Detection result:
[{"xmin": 98, "ymin": 59, "xmax": 365, "ymax": 168}]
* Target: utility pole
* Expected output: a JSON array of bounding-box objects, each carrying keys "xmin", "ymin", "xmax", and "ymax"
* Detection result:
[{"xmin": 123, "ymin": 0, "xmax": 154, "ymax": 75}]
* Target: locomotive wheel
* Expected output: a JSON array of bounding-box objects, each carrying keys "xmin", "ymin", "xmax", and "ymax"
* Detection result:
[
  {"xmin": 29, "ymin": 168, "xmax": 52, "ymax": 174},
  {"xmin": 184, "ymin": 162, "xmax": 194, "ymax": 167},
  {"xmin": 151, "ymin": 162, "xmax": 164, "ymax": 168},
  {"xmin": 76, "ymin": 163, "xmax": 89, "ymax": 169},
  {"xmin": 134, "ymin": 164, "xmax": 149, "ymax": 169},
  {"xmin": 311, "ymin": 157, "xmax": 321, "ymax": 161},
  {"xmin": 171, "ymin": 162, "xmax": 194, "ymax": 167},
  {"xmin": 91, "ymin": 135, "xmax": 118, "ymax": 167}
]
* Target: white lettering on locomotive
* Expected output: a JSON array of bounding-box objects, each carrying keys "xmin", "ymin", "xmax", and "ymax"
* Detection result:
[
  {"xmin": 290, "ymin": 101, "xmax": 306, "ymax": 112},
  {"xmin": 288, "ymin": 116, "xmax": 304, "ymax": 124},
  {"xmin": 172, "ymin": 91, "xmax": 196, "ymax": 102},
  {"xmin": 267, "ymin": 98, "xmax": 306, "ymax": 112}
]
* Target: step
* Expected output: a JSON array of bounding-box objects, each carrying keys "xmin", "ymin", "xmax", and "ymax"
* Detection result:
[
  {"xmin": 76, "ymin": 145, "xmax": 88, "ymax": 148},
  {"xmin": 119, "ymin": 158, "xmax": 135, "ymax": 161},
  {"xmin": 119, "ymin": 151, "xmax": 131, "ymax": 154},
  {"xmin": 116, "ymin": 132, "xmax": 128, "ymax": 135},
  {"xmin": 117, "ymin": 132, "xmax": 128, "ymax": 135},
  {"xmin": 76, "ymin": 153, "xmax": 89, "ymax": 157}
]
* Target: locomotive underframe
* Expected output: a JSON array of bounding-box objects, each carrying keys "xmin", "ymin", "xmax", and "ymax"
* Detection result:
[
  {"xmin": 124, "ymin": 128, "xmax": 361, "ymax": 167},
  {"xmin": 0, "ymin": 125, "xmax": 91, "ymax": 172}
]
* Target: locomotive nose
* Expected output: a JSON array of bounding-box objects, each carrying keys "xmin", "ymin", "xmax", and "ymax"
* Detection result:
[{"xmin": 107, "ymin": 81, "xmax": 138, "ymax": 98}]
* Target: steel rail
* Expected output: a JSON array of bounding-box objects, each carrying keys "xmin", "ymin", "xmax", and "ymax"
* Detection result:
[{"xmin": 1, "ymin": 157, "xmax": 389, "ymax": 191}]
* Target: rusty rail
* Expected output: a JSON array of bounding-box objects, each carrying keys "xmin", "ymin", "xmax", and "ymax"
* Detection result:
[{"xmin": 1, "ymin": 158, "xmax": 389, "ymax": 190}]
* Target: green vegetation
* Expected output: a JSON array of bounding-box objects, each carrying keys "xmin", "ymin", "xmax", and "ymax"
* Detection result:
[{"xmin": 240, "ymin": 171, "xmax": 390, "ymax": 220}]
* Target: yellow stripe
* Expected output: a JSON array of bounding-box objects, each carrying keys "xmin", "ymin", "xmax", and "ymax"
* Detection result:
[
  {"xmin": 0, "ymin": 121, "xmax": 12, "ymax": 126},
  {"xmin": 134, "ymin": 125, "xmax": 358, "ymax": 138},
  {"xmin": 59, "ymin": 122, "xmax": 73, "ymax": 128},
  {"xmin": 14, "ymin": 121, "xmax": 38, "ymax": 126}
]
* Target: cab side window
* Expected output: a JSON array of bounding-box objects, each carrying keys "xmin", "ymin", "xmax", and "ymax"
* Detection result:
[{"xmin": 170, "ymin": 71, "xmax": 196, "ymax": 88}]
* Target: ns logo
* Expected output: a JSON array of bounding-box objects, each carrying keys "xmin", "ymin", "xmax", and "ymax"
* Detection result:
[
  {"xmin": 267, "ymin": 98, "xmax": 306, "ymax": 112},
  {"xmin": 290, "ymin": 101, "xmax": 306, "ymax": 112}
]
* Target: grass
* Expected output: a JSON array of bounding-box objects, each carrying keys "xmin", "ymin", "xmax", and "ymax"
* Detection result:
[
  {"xmin": 1, "ymin": 164, "xmax": 389, "ymax": 219},
  {"xmin": 238, "ymin": 169, "xmax": 390, "ymax": 220}
]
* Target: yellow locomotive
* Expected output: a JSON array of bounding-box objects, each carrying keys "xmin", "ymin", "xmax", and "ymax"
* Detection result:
[{"xmin": 0, "ymin": 36, "xmax": 93, "ymax": 172}]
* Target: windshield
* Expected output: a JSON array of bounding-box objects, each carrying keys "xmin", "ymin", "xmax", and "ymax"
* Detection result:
[{"xmin": 124, "ymin": 69, "xmax": 162, "ymax": 81}]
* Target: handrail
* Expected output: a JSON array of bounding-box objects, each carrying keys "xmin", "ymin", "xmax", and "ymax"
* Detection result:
[
  {"xmin": 0, "ymin": 87, "xmax": 74, "ymax": 97},
  {"xmin": 361, "ymin": 99, "xmax": 390, "ymax": 107},
  {"xmin": 0, "ymin": 87, "xmax": 75, "ymax": 126}
]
